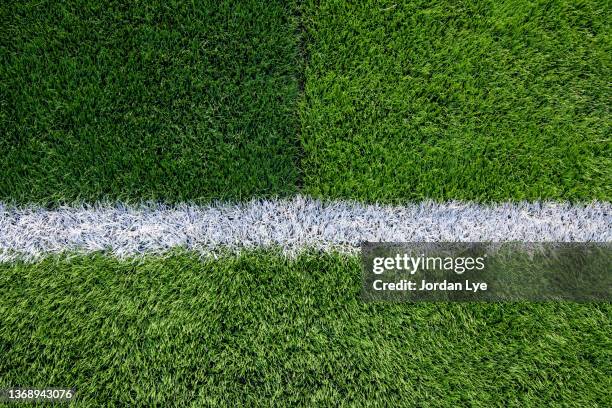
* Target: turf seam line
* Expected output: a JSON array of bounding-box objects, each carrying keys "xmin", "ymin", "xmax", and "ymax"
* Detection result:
[
  {"xmin": 293, "ymin": 0, "xmax": 309, "ymax": 191},
  {"xmin": 0, "ymin": 196, "xmax": 610, "ymax": 261}
]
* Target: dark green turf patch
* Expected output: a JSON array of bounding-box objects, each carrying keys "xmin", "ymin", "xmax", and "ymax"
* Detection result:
[
  {"xmin": 300, "ymin": 0, "xmax": 611, "ymax": 202},
  {"xmin": 0, "ymin": 1, "xmax": 301, "ymax": 204},
  {"xmin": 1, "ymin": 253, "xmax": 609, "ymax": 406}
]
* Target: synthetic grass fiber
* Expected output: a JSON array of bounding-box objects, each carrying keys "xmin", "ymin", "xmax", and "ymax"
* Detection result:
[
  {"xmin": 1, "ymin": 252, "xmax": 610, "ymax": 406},
  {"xmin": 1, "ymin": 0, "xmax": 301, "ymax": 204},
  {"xmin": 3, "ymin": 0, "xmax": 610, "ymax": 204},
  {"xmin": 300, "ymin": 0, "xmax": 611, "ymax": 202},
  {"xmin": 1, "ymin": 197, "xmax": 610, "ymax": 261},
  {"xmin": 1, "ymin": 1, "xmax": 611, "ymax": 406}
]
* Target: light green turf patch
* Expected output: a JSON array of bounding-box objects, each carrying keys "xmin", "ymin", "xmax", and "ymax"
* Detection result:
[
  {"xmin": 0, "ymin": 1, "xmax": 301, "ymax": 204},
  {"xmin": 1, "ymin": 252, "xmax": 609, "ymax": 406},
  {"xmin": 300, "ymin": 0, "xmax": 611, "ymax": 202}
]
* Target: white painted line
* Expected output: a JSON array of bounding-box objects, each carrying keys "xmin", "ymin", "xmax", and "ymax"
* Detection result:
[{"xmin": 0, "ymin": 197, "xmax": 610, "ymax": 261}]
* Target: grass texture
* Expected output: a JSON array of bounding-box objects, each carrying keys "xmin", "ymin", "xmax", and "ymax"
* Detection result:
[
  {"xmin": 300, "ymin": 0, "xmax": 611, "ymax": 202},
  {"xmin": 2, "ymin": 0, "xmax": 610, "ymax": 204},
  {"xmin": 1, "ymin": 199, "xmax": 610, "ymax": 263},
  {"xmin": 0, "ymin": 0, "xmax": 301, "ymax": 204},
  {"xmin": 1, "ymin": 252, "xmax": 610, "ymax": 406}
]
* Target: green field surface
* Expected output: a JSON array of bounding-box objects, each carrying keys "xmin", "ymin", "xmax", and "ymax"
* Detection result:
[
  {"xmin": 1, "ymin": 2, "xmax": 610, "ymax": 406},
  {"xmin": 0, "ymin": 1, "xmax": 301, "ymax": 204},
  {"xmin": 300, "ymin": 0, "xmax": 611, "ymax": 202},
  {"xmin": 3, "ymin": 0, "xmax": 610, "ymax": 204},
  {"xmin": 1, "ymin": 252, "xmax": 609, "ymax": 406}
]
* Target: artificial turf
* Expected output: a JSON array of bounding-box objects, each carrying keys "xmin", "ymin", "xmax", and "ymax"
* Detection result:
[
  {"xmin": 300, "ymin": 0, "xmax": 611, "ymax": 202},
  {"xmin": 0, "ymin": 0, "xmax": 301, "ymax": 204},
  {"xmin": 3, "ymin": 1, "xmax": 610, "ymax": 204},
  {"xmin": 1, "ymin": 1, "xmax": 610, "ymax": 406},
  {"xmin": 1, "ymin": 252, "xmax": 610, "ymax": 406}
]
